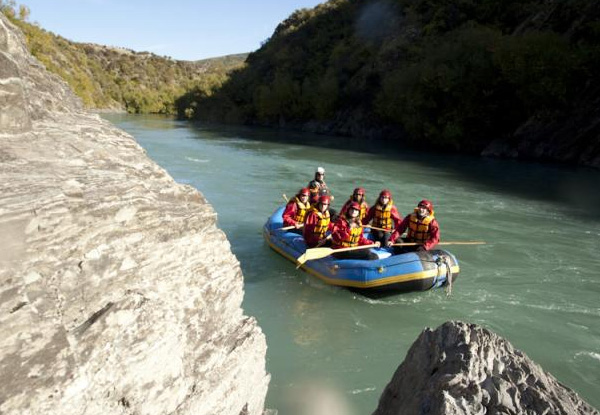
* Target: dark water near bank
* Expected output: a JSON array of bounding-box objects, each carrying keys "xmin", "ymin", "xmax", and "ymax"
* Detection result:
[{"xmin": 104, "ymin": 114, "xmax": 600, "ymax": 414}]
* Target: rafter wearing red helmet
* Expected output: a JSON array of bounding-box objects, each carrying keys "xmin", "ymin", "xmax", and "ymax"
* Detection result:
[
  {"xmin": 340, "ymin": 187, "xmax": 369, "ymax": 221},
  {"xmin": 331, "ymin": 201, "xmax": 380, "ymax": 260},
  {"xmin": 303, "ymin": 195, "xmax": 334, "ymax": 247},
  {"xmin": 282, "ymin": 188, "xmax": 311, "ymax": 233},
  {"xmin": 362, "ymin": 189, "xmax": 402, "ymax": 246},
  {"xmin": 389, "ymin": 199, "xmax": 440, "ymax": 251}
]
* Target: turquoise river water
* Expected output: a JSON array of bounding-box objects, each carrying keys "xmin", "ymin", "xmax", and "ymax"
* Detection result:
[{"xmin": 104, "ymin": 114, "xmax": 599, "ymax": 414}]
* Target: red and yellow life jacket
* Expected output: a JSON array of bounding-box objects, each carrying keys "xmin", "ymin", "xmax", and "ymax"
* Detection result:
[
  {"xmin": 359, "ymin": 202, "xmax": 368, "ymax": 221},
  {"xmin": 308, "ymin": 207, "xmax": 330, "ymax": 239},
  {"xmin": 340, "ymin": 221, "xmax": 363, "ymax": 247},
  {"xmin": 293, "ymin": 197, "xmax": 310, "ymax": 223},
  {"xmin": 406, "ymin": 211, "xmax": 435, "ymax": 243},
  {"xmin": 374, "ymin": 201, "xmax": 394, "ymax": 230}
]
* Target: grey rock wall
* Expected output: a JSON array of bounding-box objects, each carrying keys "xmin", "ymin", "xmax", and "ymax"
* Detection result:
[
  {"xmin": 373, "ymin": 321, "xmax": 598, "ymax": 415},
  {"xmin": 0, "ymin": 13, "xmax": 269, "ymax": 415}
]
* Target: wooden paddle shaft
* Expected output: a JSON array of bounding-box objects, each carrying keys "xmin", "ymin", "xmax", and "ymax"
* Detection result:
[
  {"xmin": 277, "ymin": 224, "xmax": 304, "ymax": 231},
  {"xmin": 331, "ymin": 244, "xmax": 379, "ymax": 253},
  {"xmin": 392, "ymin": 241, "xmax": 486, "ymax": 246},
  {"xmin": 365, "ymin": 225, "xmax": 391, "ymax": 232}
]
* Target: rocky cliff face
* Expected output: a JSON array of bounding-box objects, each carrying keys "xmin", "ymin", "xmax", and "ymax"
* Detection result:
[
  {"xmin": 373, "ymin": 321, "xmax": 598, "ymax": 415},
  {"xmin": 0, "ymin": 13, "xmax": 269, "ymax": 415}
]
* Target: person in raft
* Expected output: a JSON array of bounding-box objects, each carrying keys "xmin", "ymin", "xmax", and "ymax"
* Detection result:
[
  {"xmin": 362, "ymin": 189, "xmax": 401, "ymax": 247},
  {"xmin": 308, "ymin": 166, "xmax": 333, "ymax": 205},
  {"xmin": 339, "ymin": 187, "xmax": 369, "ymax": 222},
  {"xmin": 303, "ymin": 195, "xmax": 334, "ymax": 248},
  {"xmin": 282, "ymin": 187, "xmax": 311, "ymax": 234},
  {"xmin": 331, "ymin": 201, "xmax": 380, "ymax": 260},
  {"xmin": 387, "ymin": 199, "xmax": 439, "ymax": 252}
]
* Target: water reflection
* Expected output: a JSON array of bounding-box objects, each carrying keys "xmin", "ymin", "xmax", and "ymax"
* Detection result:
[{"xmin": 184, "ymin": 119, "xmax": 600, "ymax": 220}]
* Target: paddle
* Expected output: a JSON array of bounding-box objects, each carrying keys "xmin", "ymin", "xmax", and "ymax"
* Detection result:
[
  {"xmin": 272, "ymin": 223, "xmax": 304, "ymax": 232},
  {"xmin": 364, "ymin": 225, "xmax": 391, "ymax": 232},
  {"xmin": 282, "ymin": 194, "xmax": 289, "ymax": 202},
  {"xmin": 296, "ymin": 244, "xmax": 379, "ymax": 266},
  {"xmin": 391, "ymin": 241, "xmax": 486, "ymax": 246}
]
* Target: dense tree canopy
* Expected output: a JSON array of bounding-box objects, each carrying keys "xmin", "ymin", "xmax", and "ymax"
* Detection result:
[{"xmin": 176, "ymin": 0, "xmax": 600, "ymax": 153}]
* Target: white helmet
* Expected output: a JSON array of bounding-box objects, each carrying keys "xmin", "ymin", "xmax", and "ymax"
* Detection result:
[{"xmin": 316, "ymin": 167, "xmax": 325, "ymax": 174}]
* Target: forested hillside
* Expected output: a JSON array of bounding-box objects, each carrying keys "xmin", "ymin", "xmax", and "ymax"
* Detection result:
[
  {"xmin": 177, "ymin": 0, "xmax": 600, "ymax": 166},
  {"xmin": 2, "ymin": 2, "xmax": 246, "ymax": 114}
]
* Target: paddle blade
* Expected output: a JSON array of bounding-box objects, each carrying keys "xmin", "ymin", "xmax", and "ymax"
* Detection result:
[
  {"xmin": 304, "ymin": 247, "xmax": 335, "ymax": 261},
  {"xmin": 296, "ymin": 253, "xmax": 307, "ymax": 267},
  {"xmin": 296, "ymin": 244, "xmax": 380, "ymax": 267},
  {"xmin": 295, "ymin": 246, "xmax": 335, "ymax": 267}
]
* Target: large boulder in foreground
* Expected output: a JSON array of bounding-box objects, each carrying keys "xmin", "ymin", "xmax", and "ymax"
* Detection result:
[
  {"xmin": 0, "ymin": 13, "xmax": 268, "ymax": 415},
  {"xmin": 373, "ymin": 321, "xmax": 598, "ymax": 415}
]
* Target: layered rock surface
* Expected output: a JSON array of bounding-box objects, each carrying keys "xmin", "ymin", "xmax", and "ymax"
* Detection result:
[
  {"xmin": 0, "ymin": 13, "xmax": 269, "ymax": 415},
  {"xmin": 373, "ymin": 321, "xmax": 598, "ymax": 415}
]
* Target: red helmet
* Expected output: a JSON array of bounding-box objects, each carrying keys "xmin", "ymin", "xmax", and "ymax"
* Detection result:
[
  {"xmin": 319, "ymin": 195, "xmax": 331, "ymax": 205},
  {"xmin": 348, "ymin": 201, "xmax": 361, "ymax": 212},
  {"xmin": 298, "ymin": 188, "xmax": 310, "ymax": 197},
  {"xmin": 353, "ymin": 187, "xmax": 365, "ymax": 196},
  {"xmin": 418, "ymin": 199, "xmax": 433, "ymax": 212},
  {"xmin": 379, "ymin": 189, "xmax": 392, "ymax": 199}
]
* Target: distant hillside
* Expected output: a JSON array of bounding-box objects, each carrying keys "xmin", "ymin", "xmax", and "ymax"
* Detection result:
[
  {"xmin": 2, "ymin": 5, "xmax": 246, "ymax": 114},
  {"xmin": 177, "ymin": 0, "xmax": 600, "ymax": 167}
]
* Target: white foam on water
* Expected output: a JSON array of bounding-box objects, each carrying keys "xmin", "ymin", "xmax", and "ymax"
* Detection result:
[
  {"xmin": 354, "ymin": 295, "xmax": 424, "ymax": 305},
  {"xmin": 566, "ymin": 322, "xmax": 589, "ymax": 330},
  {"xmin": 185, "ymin": 157, "xmax": 210, "ymax": 163},
  {"xmin": 349, "ymin": 387, "xmax": 377, "ymax": 395},
  {"xmin": 574, "ymin": 351, "xmax": 600, "ymax": 362},
  {"xmin": 352, "ymin": 316, "xmax": 369, "ymax": 329},
  {"xmin": 503, "ymin": 300, "xmax": 600, "ymax": 317}
]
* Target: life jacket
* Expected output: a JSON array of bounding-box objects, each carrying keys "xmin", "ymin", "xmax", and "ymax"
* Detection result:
[
  {"xmin": 308, "ymin": 207, "xmax": 330, "ymax": 239},
  {"xmin": 406, "ymin": 211, "xmax": 435, "ymax": 243},
  {"xmin": 293, "ymin": 197, "xmax": 310, "ymax": 223},
  {"xmin": 359, "ymin": 202, "xmax": 368, "ymax": 221},
  {"xmin": 340, "ymin": 219, "xmax": 363, "ymax": 248},
  {"xmin": 373, "ymin": 201, "xmax": 394, "ymax": 230}
]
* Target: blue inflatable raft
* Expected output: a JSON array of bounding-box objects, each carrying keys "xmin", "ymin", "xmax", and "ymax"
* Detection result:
[{"xmin": 263, "ymin": 206, "xmax": 460, "ymax": 292}]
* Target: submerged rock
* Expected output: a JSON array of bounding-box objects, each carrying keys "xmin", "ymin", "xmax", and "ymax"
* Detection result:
[
  {"xmin": 0, "ymin": 13, "xmax": 268, "ymax": 415},
  {"xmin": 373, "ymin": 321, "xmax": 598, "ymax": 415}
]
